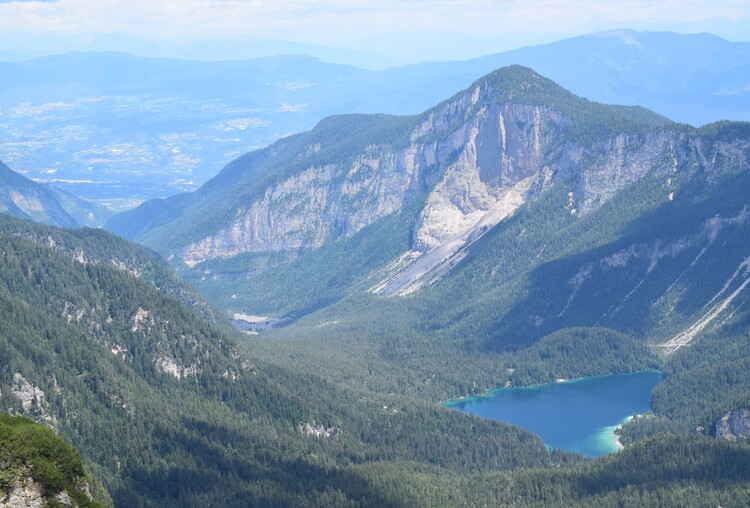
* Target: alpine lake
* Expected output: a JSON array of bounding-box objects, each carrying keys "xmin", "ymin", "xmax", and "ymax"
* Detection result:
[{"xmin": 443, "ymin": 371, "xmax": 663, "ymax": 457}]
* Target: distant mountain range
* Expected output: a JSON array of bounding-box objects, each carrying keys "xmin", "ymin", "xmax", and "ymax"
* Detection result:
[
  {"xmin": 0, "ymin": 32, "xmax": 401, "ymax": 70},
  {"xmin": 1, "ymin": 30, "xmax": 748, "ymax": 204},
  {"xmin": 449, "ymin": 30, "xmax": 750, "ymax": 126}
]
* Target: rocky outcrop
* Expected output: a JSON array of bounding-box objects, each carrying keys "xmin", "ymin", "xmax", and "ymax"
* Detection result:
[
  {"xmin": 0, "ymin": 476, "xmax": 84, "ymax": 508},
  {"xmin": 2, "ymin": 475, "xmax": 45, "ymax": 508},
  {"xmin": 11, "ymin": 373, "xmax": 46, "ymax": 412},
  {"xmin": 299, "ymin": 420, "xmax": 341, "ymax": 438},
  {"xmin": 154, "ymin": 354, "xmax": 199, "ymax": 379},
  {"xmin": 712, "ymin": 408, "xmax": 750, "ymax": 442},
  {"xmin": 412, "ymin": 101, "xmax": 556, "ymax": 251},
  {"xmin": 11, "ymin": 373, "xmax": 55, "ymax": 427}
]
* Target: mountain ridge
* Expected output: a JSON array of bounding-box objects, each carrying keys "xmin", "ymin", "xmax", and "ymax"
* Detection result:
[
  {"xmin": 2, "ymin": 30, "xmax": 748, "ymax": 205},
  {"xmin": 0, "ymin": 161, "xmax": 111, "ymax": 228},
  {"xmin": 5, "ymin": 43, "xmax": 750, "ymax": 506},
  {"xmin": 107, "ymin": 65, "xmax": 679, "ymax": 273}
]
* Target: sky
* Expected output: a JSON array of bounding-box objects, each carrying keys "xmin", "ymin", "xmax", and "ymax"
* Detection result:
[{"xmin": 0, "ymin": 0, "xmax": 748, "ymax": 64}]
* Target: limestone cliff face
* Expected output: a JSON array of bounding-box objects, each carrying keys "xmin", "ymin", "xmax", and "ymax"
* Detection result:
[
  {"xmin": 2, "ymin": 475, "xmax": 46, "ymax": 508},
  {"xmin": 412, "ymin": 99, "xmax": 558, "ymax": 251},
  {"xmin": 178, "ymin": 82, "xmax": 566, "ymax": 266},
  {"xmin": 1, "ymin": 474, "xmax": 90, "ymax": 508},
  {"xmin": 180, "ymin": 144, "xmax": 434, "ymax": 265}
]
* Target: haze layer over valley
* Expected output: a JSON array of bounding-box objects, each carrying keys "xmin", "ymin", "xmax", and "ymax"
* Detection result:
[{"xmin": 1, "ymin": 30, "xmax": 749, "ymax": 210}]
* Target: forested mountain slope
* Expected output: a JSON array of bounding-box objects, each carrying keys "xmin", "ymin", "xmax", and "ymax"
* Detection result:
[
  {"xmin": 0, "ymin": 212, "xmax": 571, "ymax": 506},
  {"xmin": 7, "ymin": 205, "xmax": 750, "ymax": 507}
]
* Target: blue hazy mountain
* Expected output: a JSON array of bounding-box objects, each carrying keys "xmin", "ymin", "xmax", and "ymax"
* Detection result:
[
  {"xmin": 0, "ymin": 160, "xmax": 111, "ymax": 227},
  {"xmin": 0, "ymin": 30, "xmax": 747, "ymax": 205}
]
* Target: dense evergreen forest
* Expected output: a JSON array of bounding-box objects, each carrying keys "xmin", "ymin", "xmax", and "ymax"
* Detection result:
[
  {"xmin": 4, "ymin": 204, "xmax": 750, "ymax": 506},
  {"xmin": 0, "ymin": 213, "xmax": 574, "ymax": 506}
]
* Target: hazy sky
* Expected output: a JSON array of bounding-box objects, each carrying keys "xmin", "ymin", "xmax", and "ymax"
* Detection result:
[{"xmin": 0, "ymin": 0, "xmax": 747, "ymax": 63}]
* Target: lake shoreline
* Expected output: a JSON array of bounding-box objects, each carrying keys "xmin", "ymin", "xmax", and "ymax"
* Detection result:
[
  {"xmin": 441, "ymin": 369, "xmax": 663, "ymax": 407},
  {"xmin": 442, "ymin": 371, "xmax": 662, "ymax": 458}
]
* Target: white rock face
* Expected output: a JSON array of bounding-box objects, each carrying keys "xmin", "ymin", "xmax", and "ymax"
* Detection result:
[
  {"xmin": 181, "ymin": 143, "xmax": 430, "ymax": 266},
  {"xmin": 10, "ymin": 373, "xmax": 56, "ymax": 427},
  {"xmin": 1, "ymin": 472, "xmax": 87, "ymax": 507},
  {"xmin": 373, "ymin": 97, "xmax": 559, "ymax": 295},
  {"xmin": 572, "ymin": 132, "xmax": 681, "ymax": 213},
  {"xmin": 10, "ymin": 190, "xmax": 45, "ymax": 213},
  {"xmin": 130, "ymin": 307, "xmax": 151, "ymax": 333},
  {"xmin": 713, "ymin": 408, "xmax": 750, "ymax": 441},
  {"xmin": 372, "ymin": 174, "xmax": 539, "ymax": 296},
  {"xmin": 2, "ymin": 476, "xmax": 45, "ymax": 508},
  {"xmin": 413, "ymin": 100, "xmax": 552, "ymax": 249},
  {"xmin": 414, "ymin": 125, "xmax": 494, "ymax": 251},
  {"xmin": 12, "ymin": 374, "xmax": 45, "ymax": 413},
  {"xmin": 299, "ymin": 421, "xmax": 340, "ymax": 438},
  {"xmin": 155, "ymin": 354, "xmax": 199, "ymax": 379}
]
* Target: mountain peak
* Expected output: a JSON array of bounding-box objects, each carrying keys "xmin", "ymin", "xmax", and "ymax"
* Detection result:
[
  {"xmin": 454, "ymin": 65, "xmax": 674, "ymax": 140},
  {"xmin": 479, "ymin": 64, "xmax": 570, "ymax": 102}
]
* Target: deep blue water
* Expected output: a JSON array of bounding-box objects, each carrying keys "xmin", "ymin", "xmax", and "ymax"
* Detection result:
[{"xmin": 443, "ymin": 371, "xmax": 662, "ymax": 457}]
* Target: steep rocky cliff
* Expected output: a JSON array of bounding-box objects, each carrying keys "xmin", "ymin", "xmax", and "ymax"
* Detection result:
[
  {"xmin": 108, "ymin": 66, "xmax": 750, "ymax": 301},
  {"xmin": 108, "ymin": 67, "xmax": 667, "ymax": 270},
  {"xmin": 0, "ymin": 416, "xmax": 110, "ymax": 508}
]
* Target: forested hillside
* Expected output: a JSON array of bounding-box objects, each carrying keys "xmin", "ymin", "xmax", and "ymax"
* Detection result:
[
  {"xmin": 0, "ymin": 212, "xmax": 572, "ymax": 506},
  {"xmin": 5, "ymin": 211, "xmax": 750, "ymax": 506}
]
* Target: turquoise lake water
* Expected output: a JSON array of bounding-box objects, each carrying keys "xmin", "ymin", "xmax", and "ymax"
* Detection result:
[{"xmin": 443, "ymin": 371, "xmax": 662, "ymax": 457}]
